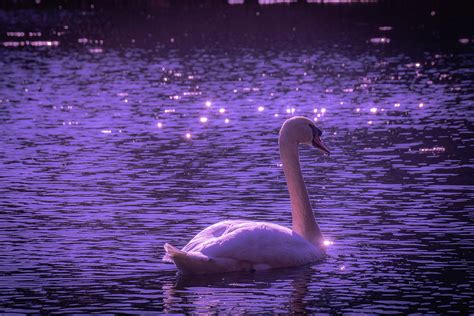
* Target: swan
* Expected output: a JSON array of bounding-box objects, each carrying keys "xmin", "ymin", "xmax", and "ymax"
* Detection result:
[{"xmin": 163, "ymin": 116, "xmax": 331, "ymax": 275}]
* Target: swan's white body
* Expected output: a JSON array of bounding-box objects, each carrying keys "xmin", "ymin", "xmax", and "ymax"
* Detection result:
[
  {"xmin": 164, "ymin": 116, "xmax": 330, "ymax": 274},
  {"xmin": 163, "ymin": 220, "xmax": 324, "ymax": 274}
]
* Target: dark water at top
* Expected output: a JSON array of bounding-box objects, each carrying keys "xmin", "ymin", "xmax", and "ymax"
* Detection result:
[{"xmin": 0, "ymin": 1, "xmax": 473, "ymax": 313}]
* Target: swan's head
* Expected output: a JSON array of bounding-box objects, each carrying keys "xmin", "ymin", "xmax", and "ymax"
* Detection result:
[{"xmin": 279, "ymin": 116, "xmax": 330, "ymax": 155}]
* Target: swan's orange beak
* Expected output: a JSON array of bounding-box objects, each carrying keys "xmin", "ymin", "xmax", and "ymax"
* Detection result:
[{"xmin": 312, "ymin": 136, "xmax": 330, "ymax": 155}]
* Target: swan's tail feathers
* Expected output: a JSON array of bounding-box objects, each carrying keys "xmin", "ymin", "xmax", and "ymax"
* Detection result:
[
  {"xmin": 164, "ymin": 243, "xmax": 184, "ymax": 258},
  {"xmin": 164, "ymin": 243, "xmax": 234, "ymax": 275},
  {"xmin": 162, "ymin": 243, "xmax": 180, "ymax": 263}
]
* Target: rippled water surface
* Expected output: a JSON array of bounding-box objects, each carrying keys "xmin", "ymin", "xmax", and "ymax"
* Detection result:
[{"xmin": 1, "ymin": 2, "xmax": 473, "ymax": 313}]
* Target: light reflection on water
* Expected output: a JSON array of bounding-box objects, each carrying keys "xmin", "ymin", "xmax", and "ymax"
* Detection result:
[{"xmin": 1, "ymin": 3, "xmax": 474, "ymax": 314}]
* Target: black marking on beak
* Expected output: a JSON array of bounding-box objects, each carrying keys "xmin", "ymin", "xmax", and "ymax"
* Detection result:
[
  {"xmin": 309, "ymin": 124, "xmax": 322, "ymax": 138},
  {"xmin": 309, "ymin": 124, "xmax": 330, "ymax": 155}
]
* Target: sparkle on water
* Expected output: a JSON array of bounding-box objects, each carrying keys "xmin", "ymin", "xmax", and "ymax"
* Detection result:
[
  {"xmin": 0, "ymin": 1, "xmax": 473, "ymax": 314},
  {"xmin": 323, "ymin": 240, "xmax": 334, "ymax": 246}
]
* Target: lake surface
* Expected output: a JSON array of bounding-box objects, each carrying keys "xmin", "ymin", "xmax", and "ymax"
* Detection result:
[{"xmin": 1, "ymin": 1, "xmax": 473, "ymax": 313}]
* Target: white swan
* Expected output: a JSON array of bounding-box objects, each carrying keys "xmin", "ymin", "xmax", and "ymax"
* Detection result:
[{"xmin": 163, "ymin": 116, "xmax": 331, "ymax": 275}]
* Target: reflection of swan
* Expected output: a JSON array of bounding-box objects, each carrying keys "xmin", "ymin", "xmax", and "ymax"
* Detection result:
[
  {"xmin": 162, "ymin": 266, "xmax": 315, "ymax": 314},
  {"xmin": 164, "ymin": 116, "xmax": 330, "ymax": 274}
]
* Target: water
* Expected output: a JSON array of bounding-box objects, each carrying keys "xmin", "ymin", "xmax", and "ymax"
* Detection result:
[{"xmin": 1, "ymin": 1, "xmax": 473, "ymax": 313}]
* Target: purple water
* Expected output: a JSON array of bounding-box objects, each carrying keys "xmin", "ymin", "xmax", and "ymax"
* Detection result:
[{"xmin": 1, "ymin": 1, "xmax": 473, "ymax": 313}]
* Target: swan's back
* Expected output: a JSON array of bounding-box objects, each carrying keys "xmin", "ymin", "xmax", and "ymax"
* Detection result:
[{"xmin": 164, "ymin": 220, "xmax": 325, "ymax": 274}]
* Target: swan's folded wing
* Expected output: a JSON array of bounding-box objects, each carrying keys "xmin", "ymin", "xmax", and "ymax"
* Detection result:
[{"xmin": 181, "ymin": 220, "xmax": 247, "ymax": 253}]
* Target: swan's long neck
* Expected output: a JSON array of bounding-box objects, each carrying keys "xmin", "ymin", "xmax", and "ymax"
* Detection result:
[{"xmin": 279, "ymin": 136, "xmax": 322, "ymax": 246}]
